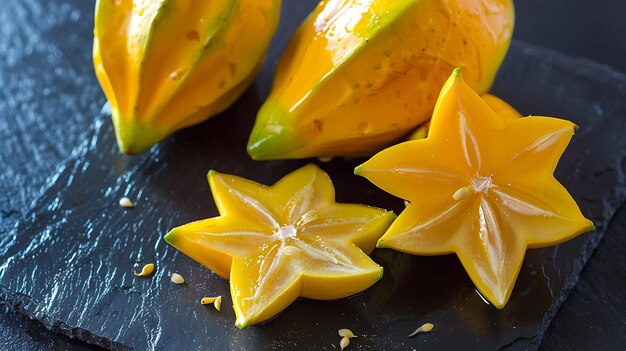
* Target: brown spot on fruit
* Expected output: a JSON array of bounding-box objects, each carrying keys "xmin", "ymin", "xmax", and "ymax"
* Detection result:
[
  {"xmin": 313, "ymin": 119, "xmax": 324, "ymax": 132},
  {"xmin": 186, "ymin": 30, "xmax": 200, "ymax": 41},
  {"xmin": 357, "ymin": 122, "xmax": 370, "ymax": 135}
]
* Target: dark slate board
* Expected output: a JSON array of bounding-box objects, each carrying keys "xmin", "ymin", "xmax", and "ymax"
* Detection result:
[
  {"xmin": 0, "ymin": 306, "xmax": 104, "ymax": 351},
  {"xmin": 540, "ymin": 201, "xmax": 626, "ymax": 351},
  {"xmin": 0, "ymin": 1, "xmax": 105, "ymax": 349},
  {"xmin": 2, "ymin": 39, "xmax": 626, "ymax": 351},
  {"xmin": 0, "ymin": 0, "xmax": 105, "ymax": 242}
]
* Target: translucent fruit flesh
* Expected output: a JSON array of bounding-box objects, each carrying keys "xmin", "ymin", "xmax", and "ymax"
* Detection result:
[
  {"xmin": 355, "ymin": 69, "xmax": 593, "ymax": 308},
  {"xmin": 407, "ymin": 93, "xmax": 522, "ymax": 140},
  {"xmin": 165, "ymin": 164, "xmax": 395, "ymax": 327}
]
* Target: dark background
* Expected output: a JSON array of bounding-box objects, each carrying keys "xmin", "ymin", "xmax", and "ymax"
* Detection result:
[{"xmin": 1, "ymin": 0, "xmax": 625, "ymax": 350}]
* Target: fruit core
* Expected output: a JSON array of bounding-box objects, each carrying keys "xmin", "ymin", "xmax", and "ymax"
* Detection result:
[{"xmin": 275, "ymin": 224, "xmax": 298, "ymax": 240}]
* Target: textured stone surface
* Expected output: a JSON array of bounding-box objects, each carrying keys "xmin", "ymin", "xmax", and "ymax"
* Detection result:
[
  {"xmin": 0, "ymin": 0, "xmax": 104, "ymax": 239},
  {"xmin": 0, "ymin": 0, "xmax": 105, "ymax": 349},
  {"xmin": 0, "ymin": 306, "xmax": 104, "ymax": 351},
  {"xmin": 540, "ymin": 201, "xmax": 626, "ymax": 351},
  {"xmin": 513, "ymin": 2, "xmax": 626, "ymax": 349},
  {"xmin": 1, "ymin": 39, "xmax": 625, "ymax": 350}
]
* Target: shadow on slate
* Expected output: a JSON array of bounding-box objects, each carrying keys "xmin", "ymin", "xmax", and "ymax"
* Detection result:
[{"xmin": 2, "ymin": 29, "xmax": 626, "ymax": 351}]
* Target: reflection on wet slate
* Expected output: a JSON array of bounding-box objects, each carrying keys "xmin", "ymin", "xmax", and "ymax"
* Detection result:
[
  {"xmin": 0, "ymin": 0, "xmax": 105, "ymax": 239},
  {"xmin": 0, "ymin": 0, "xmax": 106, "ymax": 348}
]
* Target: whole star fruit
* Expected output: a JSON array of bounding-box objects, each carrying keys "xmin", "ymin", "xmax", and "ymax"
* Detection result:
[
  {"xmin": 93, "ymin": 0, "xmax": 281, "ymax": 154},
  {"xmin": 164, "ymin": 164, "xmax": 396, "ymax": 328},
  {"xmin": 248, "ymin": 0, "xmax": 515, "ymax": 160},
  {"xmin": 355, "ymin": 69, "xmax": 594, "ymax": 309}
]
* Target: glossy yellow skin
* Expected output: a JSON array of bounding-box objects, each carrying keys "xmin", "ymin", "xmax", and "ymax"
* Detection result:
[
  {"xmin": 93, "ymin": 0, "xmax": 280, "ymax": 154},
  {"xmin": 355, "ymin": 69, "xmax": 593, "ymax": 308},
  {"xmin": 481, "ymin": 94, "xmax": 522, "ymax": 121},
  {"xmin": 165, "ymin": 165, "xmax": 395, "ymax": 328},
  {"xmin": 248, "ymin": 0, "xmax": 515, "ymax": 160},
  {"xmin": 407, "ymin": 93, "xmax": 521, "ymax": 140}
]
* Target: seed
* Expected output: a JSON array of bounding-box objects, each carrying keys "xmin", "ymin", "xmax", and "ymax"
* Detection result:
[
  {"xmin": 213, "ymin": 296, "xmax": 222, "ymax": 311},
  {"xmin": 171, "ymin": 273, "xmax": 185, "ymax": 284},
  {"xmin": 408, "ymin": 322, "xmax": 435, "ymax": 337},
  {"xmin": 453, "ymin": 187, "xmax": 470, "ymax": 201},
  {"xmin": 338, "ymin": 328, "xmax": 356, "ymax": 338},
  {"xmin": 339, "ymin": 337, "xmax": 350, "ymax": 350},
  {"xmin": 201, "ymin": 296, "xmax": 222, "ymax": 311},
  {"xmin": 201, "ymin": 297, "xmax": 216, "ymax": 305},
  {"xmin": 420, "ymin": 322, "xmax": 434, "ymax": 332},
  {"xmin": 119, "ymin": 197, "xmax": 134, "ymax": 208},
  {"xmin": 133, "ymin": 263, "xmax": 154, "ymax": 277}
]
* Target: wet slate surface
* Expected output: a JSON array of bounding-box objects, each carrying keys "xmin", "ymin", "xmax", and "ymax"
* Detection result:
[
  {"xmin": 0, "ymin": 0, "xmax": 105, "ymax": 239},
  {"xmin": 2, "ymin": 22, "xmax": 626, "ymax": 350},
  {"xmin": 0, "ymin": 1, "xmax": 105, "ymax": 349}
]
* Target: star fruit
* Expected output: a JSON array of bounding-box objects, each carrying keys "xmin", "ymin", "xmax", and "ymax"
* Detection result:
[
  {"xmin": 248, "ymin": 0, "xmax": 514, "ymax": 160},
  {"xmin": 355, "ymin": 69, "xmax": 594, "ymax": 308},
  {"xmin": 165, "ymin": 164, "xmax": 396, "ymax": 328},
  {"xmin": 93, "ymin": 0, "xmax": 280, "ymax": 154}
]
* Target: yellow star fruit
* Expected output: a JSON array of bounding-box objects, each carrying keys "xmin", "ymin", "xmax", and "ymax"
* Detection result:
[
  {"xmin": 355, "ymin": 69, "xmax": 594, "ymax": 308},
  {"xmin": 248, "ymin": 0, "xmax": 514, "ymax": 160},
  {"xmin": 165, "ymin": 164, "xmax": 396, "ymax": 327}
]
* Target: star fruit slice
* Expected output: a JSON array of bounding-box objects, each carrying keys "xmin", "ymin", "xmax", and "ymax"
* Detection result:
[
  {"xmin": 355, "ymin": 68, "xmax": 594, "ymax": 308},
  {"xmin": 407, "ymin": 93, "xmax": 522, "ymax": 140},
  {"xmin": 165, "ymin": 164, "xmax": 396, "ymax": 328}
]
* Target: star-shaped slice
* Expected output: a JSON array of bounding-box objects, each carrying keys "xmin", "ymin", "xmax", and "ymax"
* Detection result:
[
  {"xmin": 165, "ymin": 164, "xmax": 395, "ymax": 328},
  {"xmin": 355, "ymin": 68, "xmax": 594, "ymax": 308}
]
